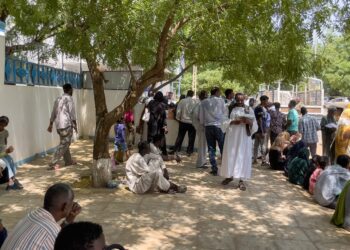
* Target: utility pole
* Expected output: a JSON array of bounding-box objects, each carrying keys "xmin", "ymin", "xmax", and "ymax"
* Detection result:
[{"xmin": 192, "ymin": 65, "xmax": 197, "ymax": 96}]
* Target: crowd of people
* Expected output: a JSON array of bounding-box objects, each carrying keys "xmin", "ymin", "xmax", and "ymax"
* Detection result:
[
  {"xmin": 2, "ymin": 83, "xmax": 350, "ymax": 249},
  {"xmin": 132, "ymin": 87, "xmax": 350, "ymax": 231}
]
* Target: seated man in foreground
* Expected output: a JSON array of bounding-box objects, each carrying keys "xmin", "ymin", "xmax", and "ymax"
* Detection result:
[
  {"xmin": 54, "ymin": 221, "xmax": 125, "ymax": 250},
  {"xmin": 2, "ymin": 183, "xmax": 81, "ymax": 249},
  {"xmin": 314, "ymin": 155, "xmax": 350, "ymax": 209},
  {"xmin": 126, "ymin": 142, "xmax": 186, "ymax": 194}
]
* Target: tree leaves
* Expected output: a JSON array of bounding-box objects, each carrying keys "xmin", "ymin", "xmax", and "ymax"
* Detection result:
[{"xmin": 3, "ymin": 0, "xmax": 339, "ymax": 89}]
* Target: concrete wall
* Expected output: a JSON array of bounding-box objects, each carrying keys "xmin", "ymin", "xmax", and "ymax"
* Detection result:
[
  {"xmin": 79, "ymin": 90, "xmax": 128, "ymax": 138},
  {"xmin": 0, "ymin": 84, "xmax": 85, "ymax": 164},
  {"xmin": 0, "ymin": 32, "xmax": 191, "ymax": 166},
  {"xmin": 79, "ymin": 90, "xmax": 190, "ymax": 149}
]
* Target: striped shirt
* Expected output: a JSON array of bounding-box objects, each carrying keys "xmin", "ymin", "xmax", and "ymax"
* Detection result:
[
  {"xmin": 298, "ymin": 114, "xmax": 320, "ymax": 144},
  {"xmin": 2, "ymin": 208, "xmax": 61, "ymax": 250}
]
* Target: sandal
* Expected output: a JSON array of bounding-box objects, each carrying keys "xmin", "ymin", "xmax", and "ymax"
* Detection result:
[
  {"xmin": 47, "ymin": 164, "xmax": 60, "ymax": 170},
  {"xmin": 65, "ymin": 161, "xmax": 78, "ymax": 166},
  {"xmin": 13, "ymin": 178, "xmax": 23, "ymax": 189},
  {"xmin": 238, "ymin": 181, "xmax": 246, "ymax": 191},
  {"xmin": 177, "ymin": 185, "xmax": 187, "ymax": 193},
  {"xmin": 221, "ymin": 178, "xmax": 233, "ymax": 185}
]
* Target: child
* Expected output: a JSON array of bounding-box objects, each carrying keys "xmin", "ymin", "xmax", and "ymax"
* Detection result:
[
  {"xmin": 114, "ymin": 118, "xmax": 129, "ymax": 164},
  {"xmin": 309, "ymin": 156, "xmax": 329, "ymax": 195},
  {"xmin": 0, "ymin": 116, "xmax": 23, "ymax": 190},
  {"xmin": 124, "ymin": 109, "xmax": 135, "ymax": 149}
]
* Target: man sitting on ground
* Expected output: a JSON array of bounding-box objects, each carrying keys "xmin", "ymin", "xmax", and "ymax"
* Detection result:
[
  {"xmin": 149, "ymin": 135, "xmax": 181, "ymax": 163},
  {"xmin": 2, "ymin": 183, "xmax": 81, "ymax": 249},
  {"xmin": 314, "ymin": 155, "xmax": 350, "ymax": 209},
  {"xmin": 126, "ymin": 142, "xmax": 186, "ymax": 194},
  {"xmin": 332, "ymin": 179, "xmax": 350, "ymax": 232},
  {"xmin": 54, "ymin": 221, "xmax": 125, "ymax": 250},
  {"xmin": 0, "ymin": 116, "xmax": 23, "ymax": 190},
  {"xmin": 287, "ymin": 147, "xmax": 310, "ymax": 185}
]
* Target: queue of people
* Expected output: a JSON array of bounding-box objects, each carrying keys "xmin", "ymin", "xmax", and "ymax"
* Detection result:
[
  {"xmin": 130, "ymin": 88, "xmax": 350, "ymax": 232},
  {"xmin": 3, "ymin": 82, "xmax": 350, "ymax": 250},
  {"xmin": 266, "ymin": 102, "xmax": 350, "ymax": 232}
]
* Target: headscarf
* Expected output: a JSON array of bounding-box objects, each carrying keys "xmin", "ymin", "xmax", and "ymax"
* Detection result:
[{"xmin": 335, "ymin": 104, "xmax": 350, "ymax": 157}]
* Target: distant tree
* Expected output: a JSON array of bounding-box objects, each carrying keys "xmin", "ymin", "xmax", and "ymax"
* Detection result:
[
  {"xmin": 317, "ymin": 35, "xmax": 350, "ymax": 96},
  {"xmin": 180, "ymin": 65, "xmax": 251, "ymax": 95}
]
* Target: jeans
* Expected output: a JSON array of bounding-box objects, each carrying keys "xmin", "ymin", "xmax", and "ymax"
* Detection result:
[
  {"xmin": 306, "ymin": 143, "xmax": 317, "ymax": 157},
  {"xmin": 205, "ymin": 126, "xmax": 224, "ymax": 172},
  {"xmin": 254, "ymin": 133, "xmax": 266, "ymax": 162},
  {"xmin": 270, "ymin": 131, "xmax": 279, "ymax": 145},
  {"xmin": 0, "ymin": 155, "xmax": 16, "ymax": 179},
  {"xmin": 174, "ymin": 122, "xmax": 196, "ymax": 154}
]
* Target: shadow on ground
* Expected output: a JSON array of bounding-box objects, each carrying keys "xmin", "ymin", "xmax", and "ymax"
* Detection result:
[{"xmin": 1, "ymin": 140, "xmax": 350, "ymax": 250}]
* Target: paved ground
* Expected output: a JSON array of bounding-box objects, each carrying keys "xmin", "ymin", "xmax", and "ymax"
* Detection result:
[{"xmin": 1, "ymin": 140, "xmax": 350, "ymax": 250}]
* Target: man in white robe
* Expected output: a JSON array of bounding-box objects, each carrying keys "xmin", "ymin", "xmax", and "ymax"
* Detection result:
[
  {"xmin": 219, "ymin": 93, "xmax": 258, "ymax": 191},
  {"xmin": 126, "ymin": 142, "xmax": 186, "ymax": 194},
  {"xmin": 144, "ymin": 135, "xmax": 170, "ymax": 180},
  {"xmin": 191, "ymin": 90, "xmax": 208, "ymax": 168}
]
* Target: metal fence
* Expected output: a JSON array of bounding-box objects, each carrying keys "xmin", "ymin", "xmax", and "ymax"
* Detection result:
[{"xmin": 4, "ymin": 57, "xmax": 83, "ymax": 88}]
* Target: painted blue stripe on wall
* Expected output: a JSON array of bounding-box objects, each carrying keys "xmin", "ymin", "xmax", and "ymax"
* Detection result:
[
  {"xmin": 14, "ymin": 146, "xmax": 57, "ymax": 167},
  {"xmin": 0, "ymin": 21, "xmax": 5, "ymax": 36}
]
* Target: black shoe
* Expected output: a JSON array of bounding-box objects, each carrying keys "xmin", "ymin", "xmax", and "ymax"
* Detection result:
[
  {"xmin": 196, "ymin": 165, "xmax": 209, "ymax": 169},
  {"xmin": 209, "ymin": 170, "xmax": 218, "ymax": 176},
  {"xmin": 168, "ymin": 150, "xmax": 176, "ymax": 155}
]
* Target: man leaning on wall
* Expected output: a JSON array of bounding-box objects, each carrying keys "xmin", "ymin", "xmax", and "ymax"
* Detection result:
[{"xmin": 47, "ymin": 84, "xmax": 77, "ymax": 170}]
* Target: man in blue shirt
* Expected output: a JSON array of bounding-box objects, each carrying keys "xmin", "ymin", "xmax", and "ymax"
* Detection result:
[{"xmin": 199, "ymin": 87, "xmax": 226, "ymax": 175}]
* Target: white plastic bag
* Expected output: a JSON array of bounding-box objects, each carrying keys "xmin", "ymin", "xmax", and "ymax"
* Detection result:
[{"xmin": 142, "ymin": 108, "xmax": 150, "ymax": 122}]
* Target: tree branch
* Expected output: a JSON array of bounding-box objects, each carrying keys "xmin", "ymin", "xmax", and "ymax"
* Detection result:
[
  {"xmin": 139, "ymin": 1, "xmax": 180, "ymax": 83},
  {"xmin": 153, "ymin": 63, "xmax": 195, "ymax": 92},
  {"xmin": 122, "ymin": 52, "xmax": 136, "ymax": 90},
  {"xmin": 6, "ymin": 22, "xmax": 64, "ymax": 55},
  {"xmin": 0, "ymin": 5, "xmax": 9, "ymax": 22}
]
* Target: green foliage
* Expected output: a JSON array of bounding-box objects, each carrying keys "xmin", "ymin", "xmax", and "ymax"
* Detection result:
[
  {"xmin": 318, "ymin": 35, "xmax": 350, "ymax": 96},
  {"xmin": 3, "ymin": 0, "xmax": 338, "ymax": 89},
  {"xmin": 180, "ymin": 65, "xmax": 255, "ymax": 95}
]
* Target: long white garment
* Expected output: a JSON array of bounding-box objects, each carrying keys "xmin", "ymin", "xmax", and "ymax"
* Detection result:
[
  {"xmin": 144, "ymin": 143, "xmax": 166, "ymax": 175},
  {"xmin": 125, "ymin": 153, "xmax": 170, "ymax": 194},
  {"xmin": 192, "ymin": 102, "xmax": 207, "ymax": 167},
  {"xmin": 314, "ymin": 165, "xmax": 350, "ymax": 207},
  {"xmin": 219, "ymin": 106, "xmax": 258, "ymax": 180}
]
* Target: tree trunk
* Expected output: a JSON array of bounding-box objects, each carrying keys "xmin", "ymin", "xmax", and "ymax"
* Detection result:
[{"xmin": 87, "ymin": 61, "xmax": 115, "ymax": 187}]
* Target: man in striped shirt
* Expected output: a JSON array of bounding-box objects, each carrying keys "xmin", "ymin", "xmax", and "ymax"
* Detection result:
[
  {"xmin": 2, "ymin": 183, "xmax": 81, "ymax": 250},
  {"xmin": 298, "ymin": 107, "xmax": 320, "ymax": 157}
]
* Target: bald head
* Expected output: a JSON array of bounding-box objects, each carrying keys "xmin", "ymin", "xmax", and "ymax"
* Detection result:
[{"xmin": 44, "ymin": 183, "xmax": 73, "ymax": 211}]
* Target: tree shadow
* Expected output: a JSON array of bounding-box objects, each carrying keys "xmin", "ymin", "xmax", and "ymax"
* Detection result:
[{"xmin": 1, "ymin": 140, "xmax": 350, "ymax": 250}]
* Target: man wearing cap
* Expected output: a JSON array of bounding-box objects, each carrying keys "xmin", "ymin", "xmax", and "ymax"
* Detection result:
[{"xmin": 321, "ymin": 106, "xmax": 337, "ymax": 158}]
